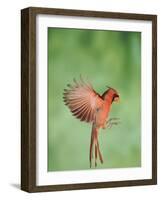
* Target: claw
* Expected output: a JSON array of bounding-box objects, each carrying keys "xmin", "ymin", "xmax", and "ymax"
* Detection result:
[
  {"xmin": 106, "ymin": 118, "xmax": 120, "ymax": 123},
  {"xmin": 106, "ymin": 118, "xmax": 121, "ymax": 129}
]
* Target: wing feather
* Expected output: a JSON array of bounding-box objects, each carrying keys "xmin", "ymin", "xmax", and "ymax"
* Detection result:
[{"xmin": 63, "ymin": 78, "xmax": 103, "ymax": 123}]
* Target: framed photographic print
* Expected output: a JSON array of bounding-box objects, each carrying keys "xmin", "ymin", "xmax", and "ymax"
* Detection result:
[{"xmin": 21, "ymin": 7, "xmax": 157, "ymax": 192}]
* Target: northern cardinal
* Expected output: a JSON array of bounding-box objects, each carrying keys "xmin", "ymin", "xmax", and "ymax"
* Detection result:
[{"xmin": 63, "ymin": 78, "xmax": 120, "ymax": 167}]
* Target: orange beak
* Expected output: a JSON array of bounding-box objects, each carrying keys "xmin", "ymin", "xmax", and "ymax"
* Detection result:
[{"xmin": 114, "ymin": 97, "xmax": 120, "ymax": 103}]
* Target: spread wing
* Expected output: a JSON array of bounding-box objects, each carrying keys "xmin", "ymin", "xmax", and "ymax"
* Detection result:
[{"xmin": 63, "ymin": 78, "xmax": 103, "ymax": 123}]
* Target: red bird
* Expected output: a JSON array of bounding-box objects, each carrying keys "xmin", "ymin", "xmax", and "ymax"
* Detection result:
[{"xmin": 63, "ymin": 78, "xmax": 120, "ymax": 167}]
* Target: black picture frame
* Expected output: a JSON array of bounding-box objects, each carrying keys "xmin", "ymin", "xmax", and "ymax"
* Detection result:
[{"xmin": 21, "ymin": 7, "xmax": 157, "ymax": 192}]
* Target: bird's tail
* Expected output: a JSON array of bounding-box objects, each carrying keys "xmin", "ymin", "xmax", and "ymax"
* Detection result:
[{"xmin": 89, "ymin": 124, "xmax": 103, "ymax": 168}]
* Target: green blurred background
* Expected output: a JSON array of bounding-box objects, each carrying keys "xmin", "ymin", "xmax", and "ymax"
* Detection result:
[{"xmin": 48, "ymin": 28, "xmax": 141, "ymax": 171}]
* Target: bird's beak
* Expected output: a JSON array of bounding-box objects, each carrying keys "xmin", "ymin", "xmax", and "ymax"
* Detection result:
[{"xmin": 114, "ymin": 97, "xmax": 120, "ymax": 103}]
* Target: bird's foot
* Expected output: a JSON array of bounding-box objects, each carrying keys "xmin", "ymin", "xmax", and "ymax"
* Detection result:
[
  {"xmin": 102, "ymin": 124, "xmax": 107, "ymax": 129},
  {"xmin": 106, "ymin": 118, "xmax": 121, "ymax": 129}
]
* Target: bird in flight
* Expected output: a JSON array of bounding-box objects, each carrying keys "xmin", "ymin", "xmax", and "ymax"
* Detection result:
[{"xmin": 63, "ymin": 77, "xmax": 120, "ymax": 167}]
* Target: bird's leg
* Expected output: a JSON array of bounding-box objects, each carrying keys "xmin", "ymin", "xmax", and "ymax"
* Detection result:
[
  {"xmin": 102, "ymin": 123, "xmax": 107, "ymax": 129},
  {"xmin": 106, "ymin": 118, "xmax": 120, "ymax": 129},
  {"xmin": 103, "ymin": 118, "xmax": 120, "ymax": 129},
  {"xmin": 106, "ymin": 118, "xmax": 120, "ymax": 124}
]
